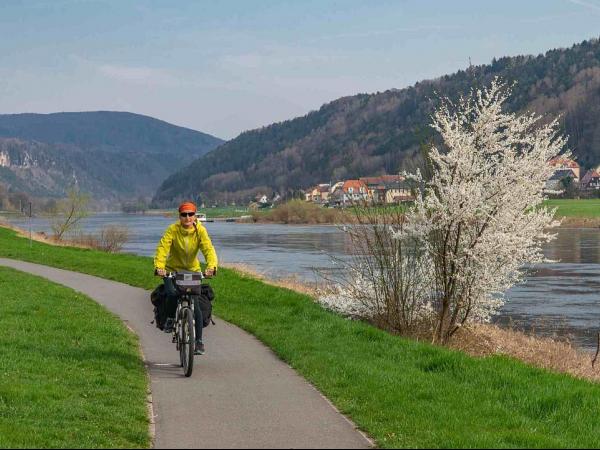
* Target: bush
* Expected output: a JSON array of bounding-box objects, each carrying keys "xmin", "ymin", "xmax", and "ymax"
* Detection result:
[
  {"xmin": 63, "ymin": 225, "xmax": 129, "ymax": 253},
  {"xmin": 257, "ymin": 200, "xmax": 341, "ymax": 224},
  {"xmin": 98, "ymin": 225, "xmax": 129, "ymax": 253}
]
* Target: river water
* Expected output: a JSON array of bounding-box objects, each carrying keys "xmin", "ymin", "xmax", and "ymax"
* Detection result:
[{"xmin": 6, "ymin": 213, "xmax": 600, "ymax": 351}]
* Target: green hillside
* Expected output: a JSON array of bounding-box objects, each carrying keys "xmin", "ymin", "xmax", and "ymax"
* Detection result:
[
  {"xmin": 154, "ymin": 36, "xmax": 600, "ymax": 205},
  {"xmin": 0, "ymin": 112, "xmax": 223, "ymax": 201}
]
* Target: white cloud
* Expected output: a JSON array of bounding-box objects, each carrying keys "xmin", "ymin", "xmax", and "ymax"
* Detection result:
[
  {"xmin": 307, "ymin": 24, "xmax": 462, "ymax": 43},
  {"xmin": 97, "ymin": 64, "xmax": 179, "ymax": 86},
  {"xmin": 566, "ymin": 0, "xmax": 600, "ymax": 13},
  {"xmin": 216, "ymin": 43, "xmax": 348, "ymax": 72}
]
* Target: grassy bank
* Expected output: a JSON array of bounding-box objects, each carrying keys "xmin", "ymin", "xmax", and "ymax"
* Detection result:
[
  {"xmin": 142, "ymin": 206, "xmax": 249, "ymax": 219},
  {"xmin": 246, "ymin": 199, "xmax": 600, "ymax": 226},
  {"xmin": 248, "ymin": 199, "xmax": 342, "ymax": 224},
  {"xmin": 0, "ymin": 266, "xmax": 149, "ymax": 448},
  {"xmin": 1, "ymin": 226, "xmax": 600, "ymax": 447},
  {"xmin": 247, "ymin": 200, "xmax": 412, "ymax": 224},
  {"xmin": 544, "ymin": 199, "xmax": 600, "ymax": 218}
]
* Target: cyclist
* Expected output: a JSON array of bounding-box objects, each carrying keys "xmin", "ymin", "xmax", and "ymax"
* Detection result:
[{"xmin": 154, "ymin": 201, "xmax": 218, "ymax": 355}]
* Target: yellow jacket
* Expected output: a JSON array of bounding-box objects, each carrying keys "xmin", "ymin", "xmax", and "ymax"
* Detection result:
[{"xmin": 154, "ymin": 222, "xmax": 218, "ymax": 273}]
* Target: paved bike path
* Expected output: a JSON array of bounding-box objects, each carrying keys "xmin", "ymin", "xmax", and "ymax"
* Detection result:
[{"xmin": 0, "ymin": 259, "xmax": 372, "ymax": 449}]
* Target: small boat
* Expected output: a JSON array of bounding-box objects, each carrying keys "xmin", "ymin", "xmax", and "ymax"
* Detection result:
[{"xmin": 197, "ymin": 213, "xmax": 207, "ymax": 222}]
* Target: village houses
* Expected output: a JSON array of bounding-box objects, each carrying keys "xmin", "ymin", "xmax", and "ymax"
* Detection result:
[
  {"xmin": 256, "ymin": 157, "xmax": 600, "ymax": 208},
  {"xmin": 581, "ymin": 168, "xmax": 600, "ymax": 190},
  {"xmin": 548, "ymin": 157, "xmax": 581, "ymax": 181},
  {"xmin": 545, "ymin": 157, "xmax": 580, "ymax": 192},
  {"xmin": 305, "ymin": 175, "xmax": 414, "ymax": 206},
  {"xmin": 546, "ymin": 156, "xmax": 600, "ymax": 192},
  {"xmin": 304, "ymin": 184, "xmax": 331, "ymax": 203}
]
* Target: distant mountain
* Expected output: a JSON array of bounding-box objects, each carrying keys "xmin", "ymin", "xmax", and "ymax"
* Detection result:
[
  {"xmin": 0, "ymin": 112, "xmax": 223, "ymax": 202},
  {"xmin": 154, "ymin": 37, "xmax": 600, "ymax": 205}
]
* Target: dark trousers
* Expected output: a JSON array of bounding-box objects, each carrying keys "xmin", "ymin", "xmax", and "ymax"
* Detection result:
[{"xmin": 164, "ymin": 278, "xmax": 203, "ymax": 343}]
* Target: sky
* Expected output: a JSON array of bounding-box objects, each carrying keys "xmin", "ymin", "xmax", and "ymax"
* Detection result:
[{"xmin": 1, "ymin": 0, "xmax": 600, "ymax": 140}]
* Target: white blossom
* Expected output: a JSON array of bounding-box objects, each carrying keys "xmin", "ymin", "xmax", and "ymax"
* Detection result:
[
  {"xmin": 409, "ymin": 79, "xmax": 566, "ymax": 341},
  {"xmin": 319, "ymin": 79, "xmax": 568, "ymax": 344}
]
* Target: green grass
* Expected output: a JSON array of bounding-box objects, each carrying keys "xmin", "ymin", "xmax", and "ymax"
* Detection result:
[
  {"xmin": 134, "ymin": 207, "xmax": 249, "ymax": 219},
  {"xmin": 200, "ymin": 206, "xmax": 249, "ymax": 218},
  {"xmin": 543, "ymin": 199, "xmax": 600, "ymax": 218},
  {"xmin": 1, "ymin": 226, "xmax": 600, "ymax": 448},
  {"xmin": 0, "ymin": 266, "xmax": 149, "ymax": 448}
]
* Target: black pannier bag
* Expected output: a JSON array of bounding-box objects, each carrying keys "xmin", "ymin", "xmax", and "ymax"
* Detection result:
[
  {"xmin": 197, "ymin": 284, "xmax": 216, "ymax": 328},
  {"xmin": 201, "ymin": 284, "xmax": 215, "ymax": 301},
  {"xmin": 150, "ymin": 284, "xmax": 167, "ymax": 330}
]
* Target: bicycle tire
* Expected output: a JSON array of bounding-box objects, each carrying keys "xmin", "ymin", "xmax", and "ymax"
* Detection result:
[
  {"xmin": 178, "ymin": 329, "xmax": 184, "ymax": 368},
  {"xmin": 174, "ymin": 310, "xmax": 184, "ymax": 367},
  {"xmin": 180, "ymin": 306, "xmax": 195, "ymax": 377}
]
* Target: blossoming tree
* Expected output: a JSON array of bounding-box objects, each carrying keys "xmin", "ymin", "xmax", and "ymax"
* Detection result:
[{"xmin": 319, "ymin": 80, "xmax": 568, "ymax": 344}]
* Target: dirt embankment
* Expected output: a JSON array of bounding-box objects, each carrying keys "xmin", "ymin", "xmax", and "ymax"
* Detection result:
[{"xmin": 558, "ymin": 217, "xmax": 600, "ymax": 228}]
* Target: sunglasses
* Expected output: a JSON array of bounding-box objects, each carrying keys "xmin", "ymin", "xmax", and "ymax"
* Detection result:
[{"xmin": 180, "ymin": 212, "xmax": 196, "ymax": 217}]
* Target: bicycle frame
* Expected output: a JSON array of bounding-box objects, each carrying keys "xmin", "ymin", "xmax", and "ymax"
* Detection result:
[
  {"xmin": 163, "ymin": 271, "xmax": 204, "ymax": 377},
  {"xmin": 174, "ymin": 294, "xmax": 195, "ymax": 347}
]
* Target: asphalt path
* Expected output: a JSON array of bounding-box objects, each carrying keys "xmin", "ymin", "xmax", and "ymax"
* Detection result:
[{"xmin": 0, "ymin": 258, "xmax": 372, "ymax": 449}]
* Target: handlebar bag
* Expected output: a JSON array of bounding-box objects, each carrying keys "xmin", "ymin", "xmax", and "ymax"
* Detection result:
[{"xmin": 175, "ymin": 271, "xmax": 202, "ymax": 295}]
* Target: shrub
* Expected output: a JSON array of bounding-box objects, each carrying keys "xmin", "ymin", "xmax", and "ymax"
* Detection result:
[{"xmin": 97, "ymin": 225, "xmax": 129, "ymax": 253}]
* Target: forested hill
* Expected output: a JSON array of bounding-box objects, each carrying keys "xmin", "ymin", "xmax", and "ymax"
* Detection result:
[
  {"xmin": 154, "ymin": 37, "xmax": 600, "ymax": 205},
  {"xmin": 0, "ymin": 112, "xmax": 223, "ymax": 202}
]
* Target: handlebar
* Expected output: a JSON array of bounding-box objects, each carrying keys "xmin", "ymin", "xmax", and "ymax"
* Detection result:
[{"xmin": 154, "ymin": 269, "xmax": 215, "ymax": 278}]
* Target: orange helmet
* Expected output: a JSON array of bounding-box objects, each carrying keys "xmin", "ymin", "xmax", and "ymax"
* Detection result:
[{"xmin": 178, "ymin": 202, "xmax": 197, "ymax": 214}]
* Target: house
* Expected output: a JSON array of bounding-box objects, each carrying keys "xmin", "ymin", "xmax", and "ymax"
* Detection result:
[
  {"xmin": 545, "ymin": 169, "xmax": 577, "ymax": 192},
  {"xmin": 329, "ymin": 180, "xmax": 369, "ymax": 206},
  {"xmin": 360, "ymin": 176, "xmax": 391, "ymax": 203},
  {"xmin": 304, "ymin": 184, "xmax": 331, "ymax": 203},
  {"xmin": 330, "ymin": 181, "xmax": 345, "ymax": 194},
  {"xmin": 304, "ymin": 187, "xmax": 316, "ymax": 202},
  {"xmin": 251, "ymin": 194, "xmax": 272, "ymax": 208},
  {"xmin": 359, "ymin": 175, "xmax": 414, "ymax": 204},
  {"xmin": 581, "ymin": 169, "xmax": 600, "ymax": 190},
  {"xmin": 548, "ymin": 157, "xmax": 580, "ymax": 181},
  {"xmin": 383, "ymin": 180, "xmax": 414, "ymax": 204}
]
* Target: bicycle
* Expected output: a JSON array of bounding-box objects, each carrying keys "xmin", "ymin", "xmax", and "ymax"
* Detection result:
[{"xmin": 163, "ymin": 271, "xmax": 205, "ymax": 377}]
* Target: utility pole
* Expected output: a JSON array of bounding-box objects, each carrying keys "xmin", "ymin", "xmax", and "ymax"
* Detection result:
[{"xmin": 28, "ymin": 202, "xmax": 32, "ymax": 248}]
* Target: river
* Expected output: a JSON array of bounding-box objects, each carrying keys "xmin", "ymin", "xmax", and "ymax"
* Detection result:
[{"xmin": 5, "ymin": 212, "xmax": 600, "ymax": 351}]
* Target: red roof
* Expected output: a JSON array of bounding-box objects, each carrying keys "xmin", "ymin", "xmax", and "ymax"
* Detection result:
[
  {"xmin": 549, "ymin": 157, "xmax": 580, "ymax": 169},
  {"xmin": 360, "ymin": 175, "xmax": 404, "ymax": 185},
  {"xmin": 342, "ymin": 180, "xmax": 367, "ymax": 192},
  {"xmin": 582, "ymin": 169, "xmax": 600, "ymax": 184}
]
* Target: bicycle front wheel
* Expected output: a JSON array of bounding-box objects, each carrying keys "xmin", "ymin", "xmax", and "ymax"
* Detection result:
[{"xmin": 180, "ymin": 307, "xmax": 195, "ymax": 377}]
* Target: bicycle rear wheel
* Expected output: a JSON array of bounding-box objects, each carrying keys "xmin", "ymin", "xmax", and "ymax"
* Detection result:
[{"xmin": 180, "ymin": 307, "xmax": 195, "ymax": 377}]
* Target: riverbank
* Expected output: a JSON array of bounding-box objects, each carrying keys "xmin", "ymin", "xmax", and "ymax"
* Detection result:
[
  {"xmin": 3, "ymin": 224, "xmax": 600, "ymax": 447},
  {"xmin": 223, "ymin": 263, "xmax": 600, "ymax": 382},
  {"xmin": 238, "ymin": 199, "xmax": 600, "ymax": 227},
  {"xmin": 4, "ymin": 198, "xmax": 600, "ymax": 228},
  {"xmin": 556, "ymin": 216, "xmax": 600, "ymax": 228},
  {"xmin": 4, "ymin": 221, "xmax": 599, "ymax": 379}
]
